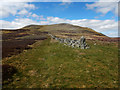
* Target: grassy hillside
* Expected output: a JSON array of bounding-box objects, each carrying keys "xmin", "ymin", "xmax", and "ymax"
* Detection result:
[
  {"xmin": 2, "ymin": 37, "xmax": 118, "ymax": 88},
  {"xmin": 22, "ymin": 23, "xmax": 106, "ymax": 37},
  {"xmin": 2, "ymin": 23, "xmax": 119, "ymax": 88}
]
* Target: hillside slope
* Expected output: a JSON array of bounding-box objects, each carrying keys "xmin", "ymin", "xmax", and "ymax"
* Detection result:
[
  {"xmin": 22, "ymin": 23, "xmax": 106, "ymax": 38},
  {"xmin": 2, "ymin": 37, "xmax": 118, "ymax": 88},
  {"xmin": 2, "ymin": 23, "xmax": 119, "ymax": 88}
]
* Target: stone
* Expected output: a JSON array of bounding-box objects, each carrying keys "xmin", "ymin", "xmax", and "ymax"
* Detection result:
[
  {"xmin": 52, "ymin": 36, "xmax": 56, "ymax": 39},
  {"xmin": 55, "ymin": 37, "xmax": 59, "ymax": 40},
  {"xmin": 76, "ymin": 44, "xmax": 80, "ymax": 48},
  {"xmin": 81, "ymin": 44, "xmax": 85, "ymax": 49},
  {"xmin": 72, "ymin": 40, "xmax": 76, "ymax": 43},
  {"xmin": 71, "ymin": 43, "xmax": 75, "ymax": 48},
  {"xmin": 65, "ymin": 38, "xmax": 71, "ymax": 43},
  {"xmin": 64, "ymin": 39, "xmax": 68, "ymax": 43},
  {"xmin": 80, "ymin": 36, "xmax": 85, "ymax": 44},
  {"xmin": 86, "ymin": 46, "xmax": 90, "ymax": 49},
  {"xmin": 77, "ymin": 40, "xmax": 80, "ymax": 44},
  {"xmin": 60, "ymin": 39, "xmax": 64, "ymax": 43},
  {"xmin": 68, "ymin": 42, "xmax": 72, "ymax": 46},
  {"xmin": 80, "ymin": 36, "xmax": 86, "ymax": 49},
  {"xmin": 58, "ymin": 38, "xmax": 61, "ymax": 41}
]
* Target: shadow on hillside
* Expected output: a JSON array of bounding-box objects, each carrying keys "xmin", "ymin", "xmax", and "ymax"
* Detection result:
[
  {"xmin": 2, "ymin": 64, "xmax": 17, "ymax": 86},
  {"xmin": 2, "ymin": 39, "xmax": 35, "ymax": 58}
]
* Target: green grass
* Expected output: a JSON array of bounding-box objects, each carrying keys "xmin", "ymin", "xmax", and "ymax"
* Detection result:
[{"xmin": 3, "ymin": 38, "xmax": 118, "ymax": 88}]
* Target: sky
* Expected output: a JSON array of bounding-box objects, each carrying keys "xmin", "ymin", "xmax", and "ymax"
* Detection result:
[{"xmin": 0, "ymin": 0, "xmax": 119, "ymax": 37}]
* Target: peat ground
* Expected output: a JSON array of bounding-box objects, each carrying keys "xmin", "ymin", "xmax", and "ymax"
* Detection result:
[{"xmin": 2, "ymin": 29, "xmax": 48, "ymax": 58}]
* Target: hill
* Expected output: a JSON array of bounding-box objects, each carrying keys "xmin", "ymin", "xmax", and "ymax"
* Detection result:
[
  {"xmin": 2, "ymin": 23, "xmax": 119, "ymax": 88},
  {"xmin": 2, "ymin": 23, "xmax": 113, "ymax": 58},
  {"xmin": 22, "ymin": 23, "xmax": 106, "ymax": 37}
]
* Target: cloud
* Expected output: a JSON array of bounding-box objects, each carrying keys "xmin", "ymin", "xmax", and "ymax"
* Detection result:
[
  {"xmin": 31, "ymin": 0, "xmax": 119, "ymax": 2},
  {"xmin": 32, "ymin": 14, "xmax": 40, "ymax": 18},
  {"xmin": 1, "ymin": 0, "xmax": 35, "ymax": 2},
  {"xmin": 1, "ymin": 0, "xmax": 119, "ymax": 18},
  {"xmin": 60, "ymin": 2, "xmax": 72, "ymax": 6},
  {"xmin": 47, "ymin": 17, "xmax": 67, "ymax": 23},
  {"xmin": 1, "ymin": 0, "xmax": 119, "ymax": 2},
  {"xmin": 0, "ymin": 1, "xmax": 35, "ymax": 18},
  {"xmin": 46, "ymin": 17, "xmax": 118, "ymax": 34},
  {"xmin": 18, "ymin": 9, "xmax": 29, "ymax": 15},
  {"xmin": 59, "ymin": 0, "xmax": 72, "ymax": 9},
  {"xmin": 0, "ymin": 18, "xmax": 39, "ymax": 29},
  {"xmin": 31, "ymin": 14, "xmax": 45, "ymax": 20},
  {"xmin": 0, "ymin": 16, "xmax": 118, "ymax": 37},
  {"xmin": 86, "ymin": 0, "xmax": 119, "ymax": 16},
  {"xmin": 39, "ymin": 15, "xmax": 46, "ymax": 20},
  {"xmin": 0, "ymin": 17, "xmax": 47, "ymax": 29}
]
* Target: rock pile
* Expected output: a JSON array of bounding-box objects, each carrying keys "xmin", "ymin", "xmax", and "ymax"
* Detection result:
[{"xmin": 49, "ymin": 34, "xmax": 90, "ymax": 49}]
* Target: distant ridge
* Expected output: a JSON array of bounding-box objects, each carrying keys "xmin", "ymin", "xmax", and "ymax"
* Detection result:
[{"xmin": 22, "ymin": 23, "xmax": 106, "ymax": 37}]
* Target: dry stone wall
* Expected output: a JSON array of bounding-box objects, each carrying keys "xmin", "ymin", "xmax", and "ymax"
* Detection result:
[{"xmin": 49, "ymin": 34, "xmax": 90, "ymax": 49}]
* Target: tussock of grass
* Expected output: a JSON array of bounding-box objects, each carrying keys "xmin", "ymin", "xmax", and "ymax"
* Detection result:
[{"xmin": 3, "ymin": 38, "xmax": 118, "ymax": 88}]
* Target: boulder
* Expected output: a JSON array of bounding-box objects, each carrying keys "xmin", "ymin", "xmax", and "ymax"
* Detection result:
[{"xmin": 80, "ymin": 36, "xmax": 89, "ymax": 49}]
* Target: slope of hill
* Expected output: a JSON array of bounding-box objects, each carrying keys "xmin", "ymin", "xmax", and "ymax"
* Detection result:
[
  {"xmin": 2, "ymin": 23, "xmax": 119, "ymax": 88},
  {"xmin": 22, "ymin": 23, "xmax": 106, "ymax": 37},
  {"xmin": 2, "ymin": 23, "xmax": 113, "ymax": 58}
]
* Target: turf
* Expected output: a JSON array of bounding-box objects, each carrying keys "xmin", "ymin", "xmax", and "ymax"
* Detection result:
[{"xmin": 2, "ymin": 37, "xmax": 118, "ymax": 88}]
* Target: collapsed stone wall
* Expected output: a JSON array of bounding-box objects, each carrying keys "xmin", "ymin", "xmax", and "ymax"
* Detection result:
[{"xmin": 49, "ymin": 34, "xmax": 90, "ymax": 49}]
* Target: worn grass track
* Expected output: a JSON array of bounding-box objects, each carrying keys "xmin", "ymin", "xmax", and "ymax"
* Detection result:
[{"xmin": 2, "ymin": 38, "xmax": 118, "ymax": 88}]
